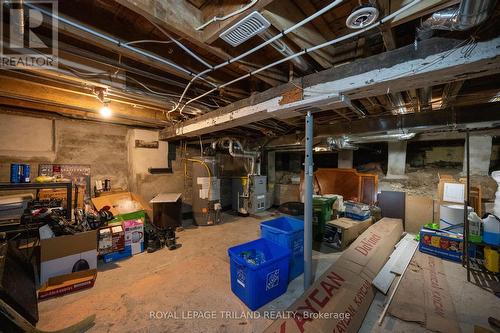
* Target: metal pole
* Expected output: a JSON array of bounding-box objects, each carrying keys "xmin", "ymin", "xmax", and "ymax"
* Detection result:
[
  {"xmin": 304, "ymin": 111, "xmax": 314, "ymax": 289},
  {"xmin": 465, "ymin": 130, "xmax": 471, "ymax": 282}
]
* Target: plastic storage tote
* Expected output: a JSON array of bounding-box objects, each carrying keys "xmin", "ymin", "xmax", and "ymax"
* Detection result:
[
  {"xmin": 228, "ymin": 238, "xmax": 291, "ymax": 310},
  {"xmin": 260, "ymin": 216, "xmax": 304, "ymax": 281}
]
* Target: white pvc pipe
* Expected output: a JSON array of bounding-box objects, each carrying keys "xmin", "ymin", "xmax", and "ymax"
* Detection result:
[
  {"xmin": 179, "ymin": 0, "xmax": 423, "ymax": 112},
  {"xmin": 196, "ymin": 0, "xmax": 258, "ymax": 31}
]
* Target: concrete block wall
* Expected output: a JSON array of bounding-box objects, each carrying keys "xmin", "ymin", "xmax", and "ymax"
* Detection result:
[{"xmin": 0, "ymin": 112, "xmax": 187, "ymax": 203}]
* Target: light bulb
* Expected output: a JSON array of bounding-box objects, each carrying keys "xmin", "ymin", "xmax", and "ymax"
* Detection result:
[{"xmin": 100, "ymin": 104, "xmax": 112, "ymax": 118}]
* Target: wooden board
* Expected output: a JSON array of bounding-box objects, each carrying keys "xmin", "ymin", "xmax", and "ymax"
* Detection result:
[{"xmin": 405, "ymin": 195, "xmax": 434, "ymax": 233}]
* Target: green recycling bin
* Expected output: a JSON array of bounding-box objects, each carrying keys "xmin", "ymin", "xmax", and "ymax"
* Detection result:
[{"xmin": 312, "ymin": 196, "xmax": 336, "ymax": 241}]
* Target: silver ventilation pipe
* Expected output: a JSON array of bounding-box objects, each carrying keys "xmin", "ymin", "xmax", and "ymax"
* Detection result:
[
  {"xmin": 212, "ymin": 138, "xmax": 260, "ymax": 175},
  {"xmin": 9, "ymin": 0, "xmax": 24, "ymax": 48},
  {"xmin": 418, "ymin": 0, "xmax": 497, "ymax": 39},
  {"xmin": 388, "ymin": 93, "xmax": 408, "ymax": 114}
]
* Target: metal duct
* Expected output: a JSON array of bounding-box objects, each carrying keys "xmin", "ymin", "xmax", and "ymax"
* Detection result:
[
  {"xmin": 418, "ymin": 0, "xmax": 497, "ymax": 39},
  {"xmin": 212, "ymin": 137, "xmax": 261, "ymax": 175},
  {"xmin": 388, "ymin": 92, "xmax": 408, "ymax": 114},
  {"xmin": 259, "ymin": 30, "xmax": 312, "ymax": 73},
  {"xmin": 417, "ymin": 87, "xmax": 432, "ymax": 112},
  {"xmin": 10, "ymin": 1, "xmax": 24, "ymax": 47}
]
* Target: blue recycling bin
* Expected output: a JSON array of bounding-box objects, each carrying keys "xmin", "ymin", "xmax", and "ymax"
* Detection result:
[
  {"xmin": 260, "ymin": 216, "xmax": 304, "ymax": 281},
  {"xmin": 228, "ymin": 238, "xmax": 290, "ymax": 310}
]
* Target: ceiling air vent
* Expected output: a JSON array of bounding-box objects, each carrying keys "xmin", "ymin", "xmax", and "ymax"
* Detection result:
[{"xmin": 219, "ymin": 11, "xmax": 270, "ymax": 47}]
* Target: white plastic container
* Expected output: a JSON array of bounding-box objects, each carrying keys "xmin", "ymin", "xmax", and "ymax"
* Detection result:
[
  {"xmin": 483, "ymin": 214, "xmax": 500, "ymax": 246},
  {"xmin": 439, "ymin": 204, "xmax": 473, "ymax": 233}
]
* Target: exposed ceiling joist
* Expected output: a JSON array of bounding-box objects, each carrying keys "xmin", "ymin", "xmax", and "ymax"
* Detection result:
[
  {"xmin": 441, "ymin": 80, "xmax": 465, "ymax": 109},
  {"xmin": 160, "ymin": 36, "xmax": 500, "ymax": 140},
  {"xmin": 264, "ymin": 102, "xmax": 500, "ymax": 148},
  {"xmin": 113, "ymin": 0, "xmax": 286, "ymax": 87},
  {"xmin": 377, "ymin": 0, "xmax": 397, "ymax": 51},
  {"xmin": 262, "ymin": 0, "xmax": 336, "ymax": 69},
  {"xmin": 316, "ymin": 102, "xmax": 500, "ymax": 137}
]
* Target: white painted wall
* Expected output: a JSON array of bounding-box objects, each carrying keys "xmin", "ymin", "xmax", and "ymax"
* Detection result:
[{"xmin": 128, "ymin": 129, "xmax": 169, "ymax": 174}]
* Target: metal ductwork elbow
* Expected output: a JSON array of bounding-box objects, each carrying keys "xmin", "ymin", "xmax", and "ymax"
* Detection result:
[{"xmin": 418, "ymin": 0, "xmax": 497, "ymax": 40}]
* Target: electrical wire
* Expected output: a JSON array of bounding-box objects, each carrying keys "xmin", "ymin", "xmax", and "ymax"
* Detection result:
[
  {"xmin": 126, "ymin": 76, "xmax": 223, "ymax": 108},
  {"xmin": 196, "ymin": 0, "xmax": 258, "ymax": 31},
  {"xmin": 168, "ymin": 0, "xmax": 347, "ymax": 115},
  {"xmin": 123, "ymin": 39, "xmax": 175, "ymax": 46}
]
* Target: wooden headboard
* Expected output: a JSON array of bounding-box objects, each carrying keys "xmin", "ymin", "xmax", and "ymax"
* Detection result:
[{"xmin": 300, "ymin": 168, "xmax": 378, "ymax": 204}]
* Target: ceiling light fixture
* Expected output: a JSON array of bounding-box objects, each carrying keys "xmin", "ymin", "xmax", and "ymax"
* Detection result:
[
  {"xmin": 100, "ymin": 102, "xmax": 112, "ymax": 118},
  {"xmin": 346, "ymin": 4, "xmax": 379, "ymax": 29}
]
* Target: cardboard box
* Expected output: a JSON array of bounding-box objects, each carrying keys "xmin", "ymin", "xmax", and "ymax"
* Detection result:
[
  {"xmin": 38, "ymin": 269, "xmax": 97, "ymax": 300},
  {"xmin": 323, "ymin": 217, "xmax": 372, "ymax": 250},
  {"xmin": 98, "ymin": 225, "xmax": 125, "ymax": 255},
  {"xmin": 101, "ymin": 219, "xmax": 144, "ymax": 262},
  {"xmin": 102, "ymin": 247, "xmax": 131, "ymax": 263},
  {"xmin": 274, "ymin": 184, "xmax": 300, "ymax": 206},
  {"xmin": 91, "ymin": 191, "xmax": 152, "ymax": 222},
  {"xmin": 437, "ymin": 174, "xmax": 482, "ymax": 217},
  {"xmin": 39, "ymin": 186, "xmax": 85, "ymax": 208},
  {"xmin": 40, "ymin": 230, "xmax": 97, "ymax": 284},
  {"xmin": 264, "ymin": 218, "xmax": 403, "ymax": 333},
  {"xmin": 123, "ymin": 219, "xmax": 144, "ymax": 255},
  {"xmin": 419, "ymin": 228, "xmax": 464, "ymax": 262}
]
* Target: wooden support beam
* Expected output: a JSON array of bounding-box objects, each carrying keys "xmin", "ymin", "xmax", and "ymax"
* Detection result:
[
  {"xmin": 160, "ymin": 37, "xmax": 500, "ymax": 140},
  {"xmin": 0, "ymin": 74, "xmax": 168, "ymax": 126}
]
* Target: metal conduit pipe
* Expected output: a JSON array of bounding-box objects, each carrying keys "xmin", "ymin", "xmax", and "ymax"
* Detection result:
[
  {"xmin": 179, "ymin": 0, "xmax": 423, "ymax": 112},
  {"xmin": 418, "ymin": 0, "xmax": 497, "ymax": 39},
  {"xmin": 196, "ymin": 0, "xmax": 259, "ymax": 31},
  {"xmin": 170, "ymin": 0, "xmax": 346, "ymax": 112},
  {"xmin": 25, "ymin": 4, "xmax": 217, "ymax": 88}
]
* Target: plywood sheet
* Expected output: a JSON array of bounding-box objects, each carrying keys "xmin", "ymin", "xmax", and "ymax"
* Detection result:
[{"xmin": 405, "ymin": 195, "xmax": 435, "ymax": 233}]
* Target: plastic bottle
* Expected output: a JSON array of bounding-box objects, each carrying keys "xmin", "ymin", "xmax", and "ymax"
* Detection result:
[
  {"xmin": 467, "ymin": 212, "xmax": 483, "ymax": 243},
  {"xmin": 482, "ymin": 214, "xmax": 500, "ymax": 246}
]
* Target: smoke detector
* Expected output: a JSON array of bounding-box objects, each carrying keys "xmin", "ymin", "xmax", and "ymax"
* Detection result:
[
  {"xmin": 346, "ymin": 4, "xmax": 379, "ymax": 29},
  {"xmin": 219, "ymin": 11, "xmax": 270, "ymax": 47}
]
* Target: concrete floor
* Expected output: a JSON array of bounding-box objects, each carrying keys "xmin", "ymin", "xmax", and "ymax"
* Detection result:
[{"xmin": 37, "ymin": 214, "xmax": 499, "ymax": 333}]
